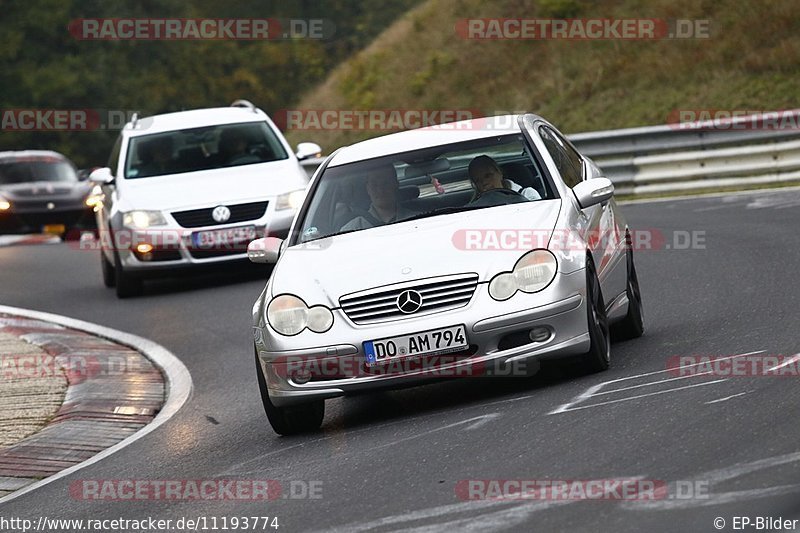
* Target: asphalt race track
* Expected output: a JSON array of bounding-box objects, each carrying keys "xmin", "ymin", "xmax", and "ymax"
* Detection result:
[{"xmin": 2, "ymin": 188, "xmax": 800, "ymax": 532}]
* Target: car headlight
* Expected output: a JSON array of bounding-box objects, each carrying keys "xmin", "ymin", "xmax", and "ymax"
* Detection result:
[
  {"xmin": 489, "ymin": 249, "xmax": 558, "ymax": 301},
  {"xmin": 122, "ymin": 210, "xmax": 167, "ymax": 229},
  {"xmin": 276, "ymin": 189, "xmax": 306, "ymax": 211},
  {"xmin": 85, "ymin": 185, "xmax": 104, "ymax": 209},
  {"xmin": 0, "ymin": 194, "xmax": 10, "ymax": 211},
  {"xmin": 267, "ymin": 294, "xmax": 334, "ymax": 335}
]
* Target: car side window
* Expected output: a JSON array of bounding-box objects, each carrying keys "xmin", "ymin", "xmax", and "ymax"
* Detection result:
[
  {"xmin": 107, "ymin": 135, "xmax": 122, "ymax": 176},
  {"xmin": 538, "ymin": 126, "xmax": 583, "ymax": 188}
]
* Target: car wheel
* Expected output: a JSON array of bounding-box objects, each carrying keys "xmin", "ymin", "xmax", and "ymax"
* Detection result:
[
  {"xmin": 613, "ymin": 243, "xmax": 644, "ymax": 340},
  {"xmin": 580, "ymin": 259, "xmax": 611, "ymax": 373},
  {"xmin": 101, "ymin": 250, "xmax": 116, "ymax": 288},
  {"xmin": 114, "ymin": 250, "xmax": 143, "ymax": 298},
  {"xmin": 255, "ymin": 349, "xmax": 324, "ymax": 435}
]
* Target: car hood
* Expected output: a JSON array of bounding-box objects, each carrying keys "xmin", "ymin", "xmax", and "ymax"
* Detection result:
[
  {"xmin": 272, "ymin": 199, "xmax": 563, "ymax": 307},
  {"xmin": 0, "ymin": 181, "xmax": 90, "ymax": 199},
  {"xmin": 116, "ymin": 159, "xmax": 307, "ymax": 211}
]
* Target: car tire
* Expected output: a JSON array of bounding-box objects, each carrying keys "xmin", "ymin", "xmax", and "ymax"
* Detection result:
[
  {"xmin": 580, "ymin": 259, "xmax": 611, "ymax": 373},
  {"xmin": 612, "ymin": 242, "xmax": 644, "ymax": 340},
  {"xmin": 114, "ymin": 250, "xmax": 143, "ymax": 298},
  {"xmin": 101, "ymin": 251, "xmax": 116, "ymax": 288},
  {"xmin": 255, "ymin": 349, "xmax": 324, "ymax": 435}
]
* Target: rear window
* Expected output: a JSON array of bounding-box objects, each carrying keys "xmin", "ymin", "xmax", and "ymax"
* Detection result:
[{"xmin": 124, "ymin": 121, "xmax": 288, "ymax": 179}]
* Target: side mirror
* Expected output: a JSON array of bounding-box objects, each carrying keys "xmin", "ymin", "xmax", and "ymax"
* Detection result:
[
  {"xmin": 248, "ymin": 237, "xmax": 283, "ymax": 264},
  {"xmin": 295, "ymin": 142, "xmax": 322, "ymax": 161},
  {"xmin": 89, "ymin": 167, "xmax": 114, "ymax": 185},
  {"xmin": 573, "ymin": 177, "xmax": 614, "ymax": 209}
]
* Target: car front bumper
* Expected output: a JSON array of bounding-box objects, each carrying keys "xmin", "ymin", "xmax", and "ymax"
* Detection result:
[
  {"xmin": 255, "ymin": 268, "xmax": 590, "ymax": 406},
  {"xmin": 110, "ymin": 208, "xmax": 295, "ymax": 273}
]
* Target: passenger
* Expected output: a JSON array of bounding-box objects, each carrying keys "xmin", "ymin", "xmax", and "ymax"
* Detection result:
[{"xmin": 468, "ymin": 155, "xmax": 540, "ymax": 203}]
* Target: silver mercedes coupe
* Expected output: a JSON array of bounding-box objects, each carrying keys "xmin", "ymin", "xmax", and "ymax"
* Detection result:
[{"xmin": 248, "ymin": 114, "xmax": 644, "ymax": 435}]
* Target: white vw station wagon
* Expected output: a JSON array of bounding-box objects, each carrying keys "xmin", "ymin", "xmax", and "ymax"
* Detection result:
[{"xmin": 90, "ymin": 100, "xmax": 321, "ymax": 298}]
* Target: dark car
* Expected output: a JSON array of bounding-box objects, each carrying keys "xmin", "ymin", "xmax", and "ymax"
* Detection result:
[{"xmin": 0, "ymin": 151, "xmax": 97, "ymax": 236}]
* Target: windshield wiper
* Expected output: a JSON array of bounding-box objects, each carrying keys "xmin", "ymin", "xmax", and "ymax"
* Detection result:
[{"xmin": 300, "ymin": 228, "xmax": 360, "ymax": 244}]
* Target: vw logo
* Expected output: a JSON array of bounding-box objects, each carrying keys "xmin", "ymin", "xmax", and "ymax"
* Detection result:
[
  {"xmin": 211, "ymin": 205, "xmax": 231, "ymax": 223},
  {"xmin": 396, "ymin": 290, "xmax": 423, "ymax": 314}
]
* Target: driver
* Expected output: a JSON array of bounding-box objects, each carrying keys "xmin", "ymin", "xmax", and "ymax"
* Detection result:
[
  {"xmin": 340, "ymin": 167, "xmax": 416, "ymax": 231},
  {"xmin": 468, "ymin": 155, "xmax": 539, "ymax": 204},
  {"xmin": 218, "ymin": 128, "xmax": 258, "ymax": 165}
]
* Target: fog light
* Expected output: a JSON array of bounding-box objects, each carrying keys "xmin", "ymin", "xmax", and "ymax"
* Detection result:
[
  {"xmin": 292, "ymin": 369, "xmax": 311, "ymax": 384},
  {"xmin": 529, "ymin": 327, "xmax": 551, "ymax": 343},
  {"xmin": 136, "ymin": 243, "xmax": 153, "ymax": 254}
]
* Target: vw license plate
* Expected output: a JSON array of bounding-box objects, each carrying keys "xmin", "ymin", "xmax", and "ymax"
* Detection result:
[
  {"xmin": 192, "ymin": 225, "xmax": 256, "ymax": 249},
  {"xmin": 364, "ymin": 324, "xmax": 468, "ymax": 366}
]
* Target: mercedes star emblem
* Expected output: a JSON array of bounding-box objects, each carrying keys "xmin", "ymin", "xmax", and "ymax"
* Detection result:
[
  {"xmin": 396, "ymin": 290, "xmax": 423, "ymax": 314},
  {"xmin": 211, "ymin": 205, "xmax": 231, "ymax": 223}
]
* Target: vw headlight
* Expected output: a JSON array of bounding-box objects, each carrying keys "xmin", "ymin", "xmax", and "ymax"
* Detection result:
[
  {"xmin": 267, "ymin": 294, "xmax": 333, "ymax": 335},
  {"xmin": 489, "ymin": 249, "xmax": 558, "ymax": 301},
  {"xmin": 276, "ymin": 189, "xmax": 306, "ymax": 211},
  {"xmin": 123, "ymin": 210, "xmax": 166, "ymax": 229}
]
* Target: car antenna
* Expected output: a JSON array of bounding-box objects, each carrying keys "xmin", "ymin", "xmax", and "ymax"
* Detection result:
[{"xmin": 130, "ymin": 112, "xmax": 139, "ymax": 127}]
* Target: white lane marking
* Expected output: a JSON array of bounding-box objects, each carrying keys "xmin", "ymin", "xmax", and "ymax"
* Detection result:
[
  {"xmin": 225, "ymin": 413, "xmax": 503, "ymax": 476},
  {"xmin": 623, "ymin": 451, "xmax": 800, "ymax": 511},
  {"xmin": 593, "ymin": 371, "xmax": 716, "ymax": 396},
  {"xmin": 549, "ymin": 382, "xmax": 605, "ymax": 415},
  {"xmin": 549, "ymin": 350, "xmax": 764, "ymax": 415},
  {"xmin": 0, "ymin": 305, "xmax": 193, "ymax": 505},
  {"xmin": 552, "ymin": 380, "xmax": 728, "ymax": 413},
  {"xmin": 318, "ymin": 476, "xmax": 646, "ymax": 533},
  {"xmin": 370, "ymin": 413, "xmax": 502, "ymax": 451},
  {"xmin": 481, "ymin": 394, "xmax": 535, "ymax": 407},
  {"xmin": 705, "ymin": 391, "xmax": 753, "ymax": 404},
  {"xmin": 767, "ymin": 353, "xmax": 800, "ymax": 372}
]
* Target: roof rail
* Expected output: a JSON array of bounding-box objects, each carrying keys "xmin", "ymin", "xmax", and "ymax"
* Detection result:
[{"xmin": 231, "ymin": 99, "xmax": 258, "ymax": 113}]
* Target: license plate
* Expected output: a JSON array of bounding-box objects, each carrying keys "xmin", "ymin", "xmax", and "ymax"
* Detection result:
[
  {"xmin": 192, "ymin": 225, "xmax": 256, "ymax": 249},
  {"xmin": 43, "ymin": 224, "xmax": 65, "ymax": 235},
  {"xmin": 364, "ymin": 324, "xmax": 468, "ymax": 366}
]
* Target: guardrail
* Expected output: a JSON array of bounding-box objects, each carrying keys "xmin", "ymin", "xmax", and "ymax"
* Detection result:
[{"xmin": 300, "ymin": 110, "xmax": 800, "ymax": 196}]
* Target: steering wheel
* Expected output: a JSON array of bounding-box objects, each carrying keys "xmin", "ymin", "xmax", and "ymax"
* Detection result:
[
  {"xmin": 228, "ymin": 153, "xmax": 261, "ymax": 165},
  {"xmin": 473, "ymin": 187, "xmax": 528, "ymax": 203}
]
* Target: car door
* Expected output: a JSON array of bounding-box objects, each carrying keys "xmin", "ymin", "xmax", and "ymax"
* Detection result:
[{"xmin": 536, "ymin": 125, "xmax": 622, "ymax": 295}]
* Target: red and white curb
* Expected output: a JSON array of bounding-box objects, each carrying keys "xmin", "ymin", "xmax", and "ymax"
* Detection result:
[
  {"xmin": 0, "ymin": 305, "xmax": 192, "ymax": 505},
  {"xmin": 0, "ymin": 235, "xmax": 62, "ymax": 247}
]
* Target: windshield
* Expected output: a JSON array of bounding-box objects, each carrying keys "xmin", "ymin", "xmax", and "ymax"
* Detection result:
[
  {"xmin": 0, "ymin": 157, "xmax": 77, "ymax": 185},
  {"xmin": 124, "ymin": 121, "xmax": 288, "ymax": 178},
  {"xmin": 295, "ymin": 134, "xmax": 554, "ymax": 244}
]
